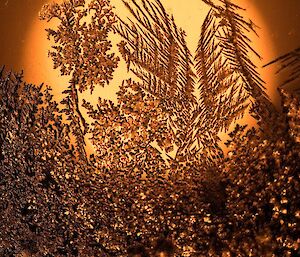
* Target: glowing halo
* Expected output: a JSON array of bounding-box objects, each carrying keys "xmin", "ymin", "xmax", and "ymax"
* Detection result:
[{"xmin": 21, "ymin": 0, "xmax": 278, "ymax": 153}]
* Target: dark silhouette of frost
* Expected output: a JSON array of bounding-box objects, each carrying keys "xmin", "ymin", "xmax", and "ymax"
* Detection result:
[{"xmin": 0, "ymin": 0, "xmax": 299, "ymax": 256}]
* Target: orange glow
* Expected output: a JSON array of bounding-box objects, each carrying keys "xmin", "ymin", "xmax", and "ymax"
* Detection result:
[{"xmin": 21, "ymin": 0, "xmax": 278, "ymax": 152}]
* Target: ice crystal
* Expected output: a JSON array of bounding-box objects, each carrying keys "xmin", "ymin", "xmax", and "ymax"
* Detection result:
[{"xmin": 0, "ymin": 0, "xmax": 299, "ymax": 256}]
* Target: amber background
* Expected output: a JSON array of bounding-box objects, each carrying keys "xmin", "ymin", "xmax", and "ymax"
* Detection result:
[
  {"xmin": 1, "ymin": 0, "xmax": 299, "ymax": 70},
  {"xmin": 0, "ymin": 0, "xmax": 46, "ymax": 70},
  {"xmin": 0, "ymin": 0, "xmax": 299, "ymax": 154},
  {"xmin": 0, "ymin": 0, "xmax": 299, "ymax": 96},
  {"xmin": 0, "ymin": 0, "xmax": 299, "ymax": 116}
]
